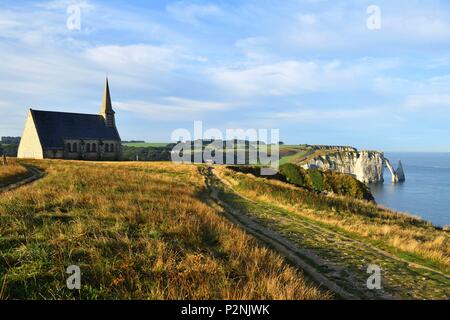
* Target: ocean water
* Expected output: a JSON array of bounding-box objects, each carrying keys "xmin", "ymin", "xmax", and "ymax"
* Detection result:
[{"xmin": 369, "ymin": 152, "xmax": 450, "ymax": 227}]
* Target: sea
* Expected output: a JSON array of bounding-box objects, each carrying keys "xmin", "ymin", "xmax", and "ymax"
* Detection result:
[{"xmin": 369, "ymin": 152, "xmax": 450, "ymax": 227}]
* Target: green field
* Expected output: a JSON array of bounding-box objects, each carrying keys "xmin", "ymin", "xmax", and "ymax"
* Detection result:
[
  {"xmin": 279, "ymin": 145, "xmax": 312, "ymax": 165},
  {"xmin": 122, "ymin": 142, "xmax": 170, "ymax": 148},
  {"xmin": 212, "ymin": 166, "xmax": 450, "ymax": 299}
]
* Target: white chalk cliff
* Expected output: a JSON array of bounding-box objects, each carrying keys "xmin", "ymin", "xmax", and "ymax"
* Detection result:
[{"xmin": 302, "ymin": 150, "xmax": 405, "ymax": 184}]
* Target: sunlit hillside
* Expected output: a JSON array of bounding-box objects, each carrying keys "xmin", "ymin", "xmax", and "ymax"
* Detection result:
[{"xmin": 0, "ymin": 160, "xmax": 328, "ymax": 300}]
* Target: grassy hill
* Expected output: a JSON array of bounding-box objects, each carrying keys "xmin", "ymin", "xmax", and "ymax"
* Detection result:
[
  {"xmin": 1, "ymin": 159, "xmax": 448, "ymax": 299},
  {"xmin": 278, "ymin": 145, "xmax": 357, "ymax": 166},
  {"xmin": 0, "ymin": 160, "xmax": 328, "ymax": 300},
  {"xmin": 213, "ymin": 166, "xmax": 449, "ymax": 299},
  {"xmin": 216, "ymin": 167, "xmax": 449, "ymax": 270}
]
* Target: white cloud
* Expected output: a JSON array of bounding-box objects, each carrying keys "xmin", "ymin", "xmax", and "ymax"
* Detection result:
[
  {"xmin": 211, "ymin": 61, "xmax": 317, "ymax": 96},
  {"xmin": 166, "ymin": 2, "xmax": 221, "ymax": 24},
  {"xmin": 114, "ymin": 97, "xmax": 235, "ymax": 121},
  {"xmin": 272, "ymin": 108, "xmax": 378, "ymax": 122},
  {"xmin": 375, "ymin": 74, "xmax": 450, "ymax": 109},
  {"xmin": 373, "ymin": 77, "xmax": 413, "ymax": 96},
  {"xmin": 210, "ymin": 59, "xmax": 373, "ymax": 97},
  {"xmin": 0, "ymin": 44, "xmax": 99, "ymax": 95},
  {"xmin": 279, "ymin": 1, "xmax": 450, "ymax": 52},
  {"xmin": 0, "ymin": 11, "xmax": 21, "ymax": 29},
  {"xmin": 36, "ymin": 0, "xmax": 95, "ymax": 10},
  {"xmin": 384, "ymin": 15, "xmax": 450, "ymax": 44},
  {"xmin": 405, "ymin": 94, "xmax": 450, "ymax": 110},
  {"xmin": 235, "ymin": 37, "xmax": 270, "ymax": 60},
  {"xmin": 296, "ymin": 14, "xmax": 317, "ymax": 26},
  {"xmin": 39, "ymin": 0, "xmax": 94, "ymax": 10},
  {"xmin": 84, "ymin": 44, "xmax": 176, "ymax": 74},
  {"xmin": 0, "ymin": 1, "xmax": 98, "ymax": 47}
]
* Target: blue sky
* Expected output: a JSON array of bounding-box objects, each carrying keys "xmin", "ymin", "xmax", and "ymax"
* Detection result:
[{"xmin": 1, "ymin": 0, "xmax": 450, "ymax": 151}]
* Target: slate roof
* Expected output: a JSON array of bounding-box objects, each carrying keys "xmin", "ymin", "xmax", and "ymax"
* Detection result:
[{"xmin": 31, "ymin": 109, "xmax": 121, "ymax": 150}]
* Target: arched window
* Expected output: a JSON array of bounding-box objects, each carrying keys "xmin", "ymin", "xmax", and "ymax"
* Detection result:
[
  {"xmin": 86, "ymin": 143, "xmax": 91, "ymax": 153},
  {"xmin": 105, "ymin": 144, "xmax": 109, "ymax": 152},
  {"xmin": 92, "ymin": 143, "xmax": 96, "ymax": 152},
  {"xmin": 73, "ymin": 143, "xmax": 77, "ymax": 152},
  {"xmin": 67, "ymin": 143, "xmax": 72, "ymax": 153},
  {"xmin": 110, "ymin": 144, "xmax": 114, "ymax": 152}
]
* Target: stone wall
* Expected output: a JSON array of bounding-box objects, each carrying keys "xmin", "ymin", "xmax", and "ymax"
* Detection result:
[
  {"xmin": 41, "ymin": 139, "xmax": 121, "ymax": 160},
  {"xmin": 61, "ymin": 139, "xmax": 121, "ymax": 160}
]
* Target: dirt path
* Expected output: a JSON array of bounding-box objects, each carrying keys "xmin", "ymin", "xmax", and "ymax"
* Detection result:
[
  {"xmin": 0, "ymin": 165, "xmax": 44, "ymax": 194},
  {"xmin": 201, "ymin": 166, "xmax": 450, "ymax": 300}
]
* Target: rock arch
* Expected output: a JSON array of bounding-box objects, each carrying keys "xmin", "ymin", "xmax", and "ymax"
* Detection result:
[{"xmin": 384, "ymin": 158, "xmax": 405, "ymax": 183}]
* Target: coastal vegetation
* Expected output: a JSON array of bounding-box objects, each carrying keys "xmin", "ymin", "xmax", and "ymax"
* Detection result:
[
  {"xmin": 0, "ymin": 160, "xmax": 329, "ymax": 300},
  {"xmin": 228, "ymin": 164, "xmax": 374, "ymax": 201},
  {"xmin": 216, "ymin": 167, "xmax": 450, "ymax": 273}
]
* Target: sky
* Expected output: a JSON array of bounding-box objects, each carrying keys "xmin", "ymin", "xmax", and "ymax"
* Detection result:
[{"xmin": 0, "ymin": 0, "xmax": 450, "ymax": 151}]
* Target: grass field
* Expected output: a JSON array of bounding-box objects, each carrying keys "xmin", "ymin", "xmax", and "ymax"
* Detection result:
[
  {"xmin": 216, "ymin": 167, "xmax": 449, "ymax": 271},
  {"xmin": 2, "ymin": 159, "xmax": 448, "ymax": 299},
  {"xmin": 0, "ymin": 159, "xmax": 30, "ymax": 188},
  {"xmin": 0, "ymin": 160, "xmax": 329, "ymax": 300},
  {"xmin": 213, "ymin": 167, "xmax": 450, "ymax": 299},
  {"xmin": 279, "ymin": 146, "xmax": 314, "ymax": 165}
]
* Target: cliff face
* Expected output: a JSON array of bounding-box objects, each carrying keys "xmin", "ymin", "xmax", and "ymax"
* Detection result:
[{"xmin": 302, "ymin": 151, "xmax": 385, "ymax": 183}]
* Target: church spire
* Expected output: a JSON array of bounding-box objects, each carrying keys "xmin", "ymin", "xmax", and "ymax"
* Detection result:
[
  {"xmin": 101, "ymin": 77, "xmax": 114, "ymax": 115},
  {"xmin": 100, "ymin": 77, "xmax": 116, "ymax": 128}
]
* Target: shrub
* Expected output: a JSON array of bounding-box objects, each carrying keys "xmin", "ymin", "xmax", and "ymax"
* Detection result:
[
  {"xmin": 279, "ymin": 163, "xmax": 305, "ymax": 187},
  {"xmin": 229, "ymin": 164, "xmax": 374, "ymax": 201},
  {"xmin": 323, "ymin": 171, "xmax": 374, "ymax": 201},
  {"xmin": 307, "ymin": 169, "xmax": 325, "ymax": 192}
]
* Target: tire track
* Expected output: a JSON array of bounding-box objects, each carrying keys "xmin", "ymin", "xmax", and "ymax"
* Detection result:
[
  {"xmin": 0, "ymin": 165, "xmax": 44, "ymax": 194},
  {"xmin": 202, "ymin": 166, "xmax": 450, "ymax": 300}
]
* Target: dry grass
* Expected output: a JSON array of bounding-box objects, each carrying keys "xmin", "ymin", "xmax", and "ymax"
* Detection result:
[
  {"xmin": 0, "ymin": 160, "xmax": 330, "ymax": 300},
  {"xmin": 0, "ymin": 158, "xmax": 30, "ymax": 188},
  {"xmin": 216, "ymin": 167, "xmax": 450, "ymax": 271}
]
